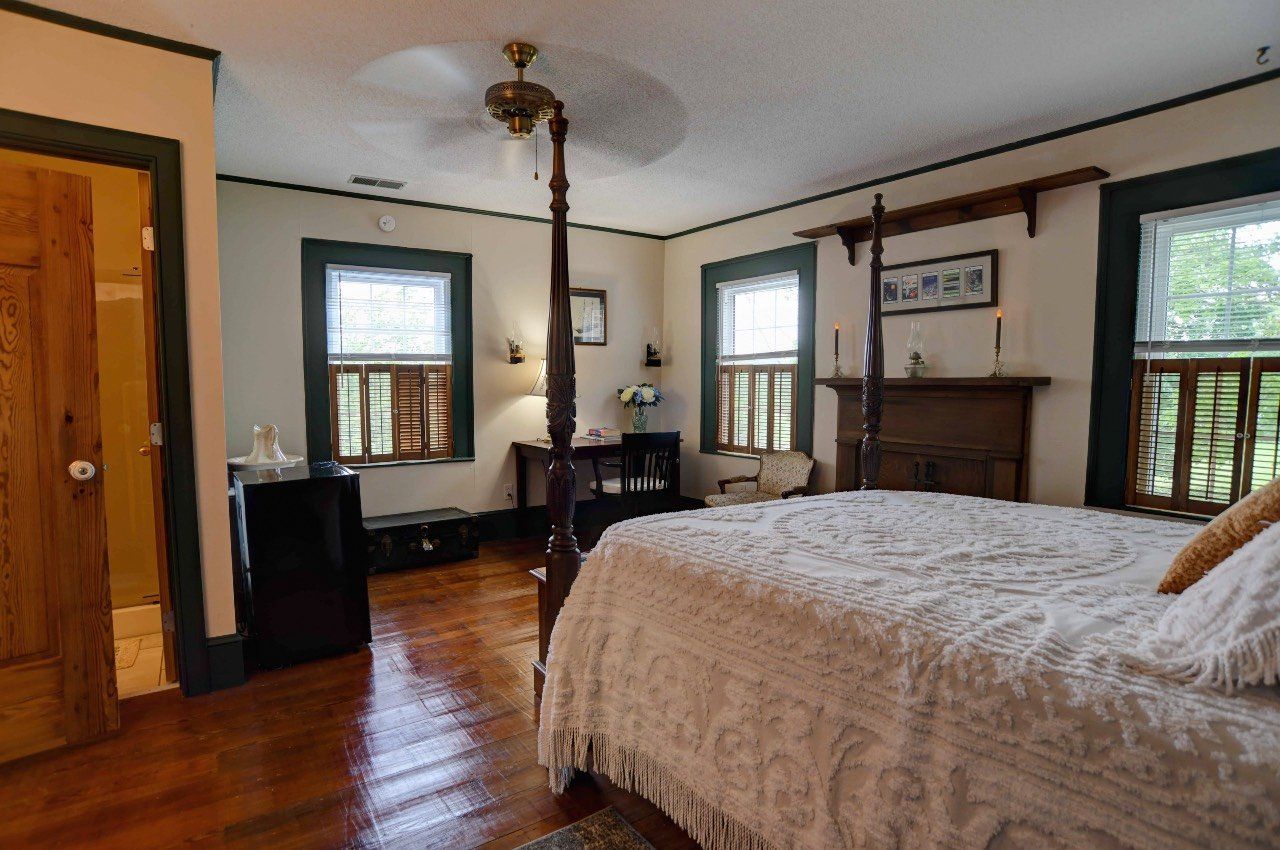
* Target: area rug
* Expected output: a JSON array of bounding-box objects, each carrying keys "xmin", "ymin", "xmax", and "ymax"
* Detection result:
[
  {"xmin": 515, "ymin": 807, "xmax": 654, "ymax": 850},
  {"xmin": 114, "ymin": 638, "xmax": 142, "ymax": 669}
]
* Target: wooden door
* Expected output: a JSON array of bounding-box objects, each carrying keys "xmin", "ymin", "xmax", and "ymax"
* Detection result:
[
  {"xmin": 0, "ymin": 163, "xmax": 116, "ymax": 763},
  {"xmin": 137, "ymin": 172, "xmax": 176, "ymax": 682}
]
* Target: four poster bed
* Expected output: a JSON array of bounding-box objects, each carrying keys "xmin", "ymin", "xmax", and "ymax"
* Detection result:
[{"xmin": 532, "ymin": 120, "xmax": 1280, "ymax": 848}]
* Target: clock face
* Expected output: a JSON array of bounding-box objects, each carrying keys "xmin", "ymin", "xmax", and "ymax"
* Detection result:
[{"xmin": 378, "ymin": 215, "xmax": 396, "ymax": 233}]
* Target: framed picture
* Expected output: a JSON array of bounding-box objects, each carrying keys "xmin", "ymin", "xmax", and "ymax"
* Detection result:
[
  {"xmin": 879, "ymin": 250, "xmax": 998, "ymax": 316},
  {"xmin": 569, "ymin": 287, "xmax": 607, "ymax": 345}
]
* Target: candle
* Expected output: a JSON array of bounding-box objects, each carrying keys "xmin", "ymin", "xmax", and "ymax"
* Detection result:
[
  {"xmin": 834, "ymin": 322, "xmax": 840, "ymax": 356},
  {"xmin": 995, "ymin": 309, "xmax": 1003, "ymax": 349}
]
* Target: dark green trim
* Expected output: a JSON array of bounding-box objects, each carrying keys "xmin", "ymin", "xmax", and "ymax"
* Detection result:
[
  {"xmin": 218, "ymin": 174, "xmax": 665, "ymax": 241},
  {"xmin": 700, "ymin": 243, "xmax": 817, "ymax": 457},
  {"xmin": 666, "ymin": 67, "xmax": 1280, "ymax": 241},
  {"xmin": 0, "ymin": 1, "xmax": 221, "ymax": 62},
  {"xmin": 0, "ymin": 107, "xmax": 212, "ymax": 696},
  {"xmin": 300, "ymin": 239, "xmax": 476, "ymax": 463},
  {"xmin": 1085, "ymin": 146, "xmax": 1280, "ymax": 510},
  {"xmin": 206, "ymin": 633, "xmax": 246, "ymax": 691}
]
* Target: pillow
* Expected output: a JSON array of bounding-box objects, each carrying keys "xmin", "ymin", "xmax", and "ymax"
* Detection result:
[
  {"xmin": 1158, "ymin": 476, "xmax": 1280, "ymax": 593},
  {"xmin": 1138, "ymin": 519, "xmax": 1280, "ymax": 693}
]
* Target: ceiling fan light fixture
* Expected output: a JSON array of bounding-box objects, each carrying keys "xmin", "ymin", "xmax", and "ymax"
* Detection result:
[{"xmin": 484, "ymin": 42, "xmax": 555, "ymax": 138}]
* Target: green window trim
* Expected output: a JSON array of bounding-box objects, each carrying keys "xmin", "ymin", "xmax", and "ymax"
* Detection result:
[
  {"xmin": 301, "ymin": 238, "xmax": 475, "ymax": 463},
  {"xmin": 1086, "ymin": 146, "xmax": 1280, "ymax": 512},
  {"xmin": 700, "ymin": 242, "xmax": 817, "ymax": 457}
]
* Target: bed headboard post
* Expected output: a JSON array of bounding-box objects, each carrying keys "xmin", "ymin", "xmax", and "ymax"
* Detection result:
[
  {"xmin": 860, "ymin": 193, "xmax": 886, "ymax": 490},
  {"xmin": 543, "ymin": 101, "xmax": 581, "ymax": 634}
]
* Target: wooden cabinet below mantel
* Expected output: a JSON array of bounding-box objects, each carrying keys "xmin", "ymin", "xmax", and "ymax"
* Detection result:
[{"xmin": 816, "ymin": 376, "xmax": 1051, "ymax": 501}]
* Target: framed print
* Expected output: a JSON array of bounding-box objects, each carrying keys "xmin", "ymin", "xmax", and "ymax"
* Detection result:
[
  {"xmin": 569, "ymin": 287, "xmax": 607, "ymax": 345},
  {"xmin": 879, "ymin": 250, "xmax": 998, "ymax": 315}
]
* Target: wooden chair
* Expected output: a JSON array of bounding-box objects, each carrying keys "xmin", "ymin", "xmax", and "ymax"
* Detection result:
[
  {"xmin": 589, "ymin": 432, "xmax": 681, "ymax": 522},
  {"xmin": 705, "ymin": 450, "xmax": 814, "ymax": 507}
]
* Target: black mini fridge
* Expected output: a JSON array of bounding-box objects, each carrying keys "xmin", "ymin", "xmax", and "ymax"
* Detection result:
[{"xmin": 233, "ymin": 463, "xmax": 371, "ymax": 670}]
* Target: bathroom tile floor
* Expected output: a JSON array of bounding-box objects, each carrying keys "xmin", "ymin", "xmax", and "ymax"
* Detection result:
[{"xmin": 114, "ymin": 632, "xmax": 175, "ymax": 699}]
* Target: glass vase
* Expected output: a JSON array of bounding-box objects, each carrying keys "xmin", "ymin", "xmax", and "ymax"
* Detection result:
[{"xmin": 632, "ymin": 407, "xmax": 648, "ymax": 433}]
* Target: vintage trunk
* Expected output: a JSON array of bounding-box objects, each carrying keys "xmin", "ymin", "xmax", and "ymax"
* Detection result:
[{"xmin": 364, "ymin": 508, "xmax": 479, "ymax": 573}]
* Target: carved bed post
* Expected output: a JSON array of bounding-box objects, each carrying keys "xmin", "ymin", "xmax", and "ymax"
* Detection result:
[
  {"xmin": 859, "ymin": 194, "xmax": 886, "ymax": 490},
  {"xmin": 540, "ymin": 100, "xmax": 581, "ymax": 686}
]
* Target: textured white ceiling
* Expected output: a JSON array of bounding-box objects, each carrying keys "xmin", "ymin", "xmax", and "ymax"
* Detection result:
[{"xmin": 35, "ymin": 1, "xmax": 1280, "ymax": 235}]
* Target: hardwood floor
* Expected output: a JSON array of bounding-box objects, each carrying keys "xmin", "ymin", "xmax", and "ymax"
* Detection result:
[{"xmin": 0, "ymin": 539, "xmax": 699, "ymax": 849}]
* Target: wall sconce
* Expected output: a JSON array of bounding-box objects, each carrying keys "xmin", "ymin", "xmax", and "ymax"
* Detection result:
[
  {"xmin": 506, "ymin": 323, "xmax": 526, "ymax": 364},
  {"xmin": 644, "ymin": 325, "xmax": 663, "ymax": 367}
]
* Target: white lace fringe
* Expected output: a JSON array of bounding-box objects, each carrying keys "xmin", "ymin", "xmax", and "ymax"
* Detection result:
[
  {"xmin": 1143, "ymin": 625, "xmax": 1280, "ymax": 694},
  {"xmin": 543, "ymin": 728, "xmax": 772, "ymax": 850}
]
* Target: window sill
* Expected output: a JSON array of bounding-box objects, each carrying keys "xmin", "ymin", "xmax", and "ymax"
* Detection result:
[
  {"xmin": 343, "ymin": 457, "xmax": 476, "ymax": 470},
  {"xmin": 699, "ymin": 448, "xmax": 762, "ymax": 460}
]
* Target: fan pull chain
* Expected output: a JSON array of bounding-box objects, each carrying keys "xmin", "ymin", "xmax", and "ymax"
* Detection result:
[{"xmin": 533, "ymin": 124, "xmax": 539, "ymax": 181}]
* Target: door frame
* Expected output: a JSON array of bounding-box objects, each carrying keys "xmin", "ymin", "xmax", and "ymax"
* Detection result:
[{"xmin": 0, "ymin": 107, "xmax": 212, "ymax": 695}]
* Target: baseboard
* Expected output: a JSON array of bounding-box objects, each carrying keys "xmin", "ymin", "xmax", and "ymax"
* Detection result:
[
  {"xmin": 206, "ymin": 633, "xmax": 247, "ymax": 691},
  {"xmin": 477, "ymin": 496, "xmax": 704, "ymax": 542}
]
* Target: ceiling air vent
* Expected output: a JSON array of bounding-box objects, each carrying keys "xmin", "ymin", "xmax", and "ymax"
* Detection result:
[{"xmin": 348, "ymin": 174, "xmax": 407, "ymax": 190}]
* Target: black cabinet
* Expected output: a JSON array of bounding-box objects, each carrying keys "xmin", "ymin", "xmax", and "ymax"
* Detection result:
[
  {"xmin": 233, "ymin": 463, "xmax": 371, "ymax": 670},
  {"xmin": 364, "ymin": 508, "xmax": 479, "ymax": 573}
]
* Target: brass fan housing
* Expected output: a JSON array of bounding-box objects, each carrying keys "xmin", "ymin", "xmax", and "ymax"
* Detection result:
[{"xmin": 484, "ymin": 42, "xmax": 555, "ymax": 138}]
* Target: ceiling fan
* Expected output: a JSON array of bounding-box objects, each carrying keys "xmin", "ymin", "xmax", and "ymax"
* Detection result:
[{"xmin": 346, "ymin": 40, "xmax": 686, "ymax": 182}]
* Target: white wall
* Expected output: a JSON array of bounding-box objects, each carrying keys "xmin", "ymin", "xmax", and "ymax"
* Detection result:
[
  {"xmin": 217, "ymin": 181, "xmax": 665, "ymax": 516},
  {"xmin": 0, "ymin": 12, "xmax": 235, "ymax": 637},
  {"xmin": 660, "ymin": 78, "xmax": 1280, "ymax": 507}
]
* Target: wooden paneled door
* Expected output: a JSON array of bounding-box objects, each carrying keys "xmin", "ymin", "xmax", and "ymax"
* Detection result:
[{"xmin": 0, "ymin": 163, "xmax": 117, "ymax": 763}]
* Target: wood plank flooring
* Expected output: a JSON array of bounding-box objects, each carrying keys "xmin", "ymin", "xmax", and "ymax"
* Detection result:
[{"xmin": 0, "ymin": 539, "xmax": 699, "ymax": 849}]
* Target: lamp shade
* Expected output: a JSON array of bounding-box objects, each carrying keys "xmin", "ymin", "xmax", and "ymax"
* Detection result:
[{"xmin": 528, "ymin": 358, "xmax": 548, "ymax": 397}]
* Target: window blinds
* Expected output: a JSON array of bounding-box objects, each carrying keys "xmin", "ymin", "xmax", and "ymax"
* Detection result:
[
  {"xmin": 717, "ymin": 272, "xmax": 800, "ymax": 364},
  {"xmin": 1135, "ymin": 192, "xmax": 1280, "ymax": 356},
  {"xmin": 326, "ymin": 265, "xmax": 452, "ymax": 363}
]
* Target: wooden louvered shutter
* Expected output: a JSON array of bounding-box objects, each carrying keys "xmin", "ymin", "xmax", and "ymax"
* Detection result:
[
  {"xmin": 393, "ymin": 366, "xmax": 426, "ymax": 460},
  {"xmin": 365, "ymin": 365, "xmax": 395, "ymax": 462},
  {"xmin": 425, "ymin": 365, "xmax": 453, "ymax": 458},
  {"xmin": 1182, "ymin": 358, "xmax": 1248, "ymax": 515},
  {"xmin": 1241, "ymin": 357, "xmax": 1280, "ymax": 494},
  {"xmin": 1127, "ymin": 358, "xmax": 1249, "ymax": 515},
  {"xmin": 330, "ymin": 364, "xmax": 367, "ymax": 464},
  {"xmin": 771, "ymin": 365, "xmax": 796, "ymax": 452}
]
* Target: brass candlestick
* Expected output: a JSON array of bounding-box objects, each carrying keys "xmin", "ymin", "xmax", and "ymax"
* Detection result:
[{"xmin": 988, "ymin": 345, "xmax": 1006, "ymax": 378}]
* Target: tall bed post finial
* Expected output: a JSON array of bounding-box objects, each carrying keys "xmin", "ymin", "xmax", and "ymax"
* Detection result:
[
  {"xmin": 543, "ymin": 100, "xmax": 581, "ymax": 653},
  {"xmin": 861, "ymin": 193, "xmax": 886, "ymax": 490}
]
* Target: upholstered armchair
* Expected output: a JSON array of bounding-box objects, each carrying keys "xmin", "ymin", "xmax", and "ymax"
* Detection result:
[{"xmin": 704, "ymin": 450, "xmax": 814, "ymax": 507}]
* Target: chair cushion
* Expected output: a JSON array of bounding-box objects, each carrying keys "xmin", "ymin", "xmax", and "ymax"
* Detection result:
[
  {"xmin": 704, "ymin": 491, "xmax": 782, "ymax": 508},
  {"xmin": 591, "ymin": 477, "xmax": 667, "ymax": 495},
  {"xmin": 757, "ymin": 451, "xmax": 815, "ymax": 496}
]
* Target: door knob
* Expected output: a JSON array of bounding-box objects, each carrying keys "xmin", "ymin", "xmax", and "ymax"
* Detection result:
[
  {"xmin": 138, "ymin": 445, "xmax": 152, "ymax": 456},
  {"xmin": 68, "ymin": 460, "xmax": 97, "ymax": 481}
]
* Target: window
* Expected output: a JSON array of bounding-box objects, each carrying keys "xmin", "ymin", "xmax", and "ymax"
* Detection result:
[
  {"xmin": 1126, "ymin": 192, "xmax": 1280, "ymax": 514},
  {"xmin": 302, "ymin": 240, "xmax": 473, "ymax": 465},
  {"xmin": 701, "ymin": 244, "xmax": 815, "ymax": 456},
  {"xmin": 327, "ymin": 266, "xmax": 454, "ymax": 463}
]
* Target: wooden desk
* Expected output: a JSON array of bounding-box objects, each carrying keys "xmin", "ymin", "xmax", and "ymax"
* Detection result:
[{"xmin": 512, "ymin": 437, "xmax": 623, "ymax": 509}]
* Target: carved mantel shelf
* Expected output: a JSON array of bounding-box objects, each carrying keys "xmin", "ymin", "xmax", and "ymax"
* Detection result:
[
  {"xmin": 817, "ymin": 376, "xmax": 1051, "ymax": 388},
  {"xmin": 795, "ymin": 167, "xmax": 1109, "ymax": 263}
]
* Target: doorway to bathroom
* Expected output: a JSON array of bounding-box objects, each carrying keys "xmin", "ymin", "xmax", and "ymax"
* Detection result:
[{"xmin": 0, "ymin": 147, "xmax": 177, "ymax": 701}]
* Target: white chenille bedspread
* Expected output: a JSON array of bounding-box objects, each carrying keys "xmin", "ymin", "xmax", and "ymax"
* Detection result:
[{"xmin": 538, "ymin": 491, "xmax": 1280, "ymax": 849}]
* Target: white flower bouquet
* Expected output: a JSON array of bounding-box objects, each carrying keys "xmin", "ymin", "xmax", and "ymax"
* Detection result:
[{"xmin": 617, "ymin": 382, "xmax": 663, "ymax": 408}]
